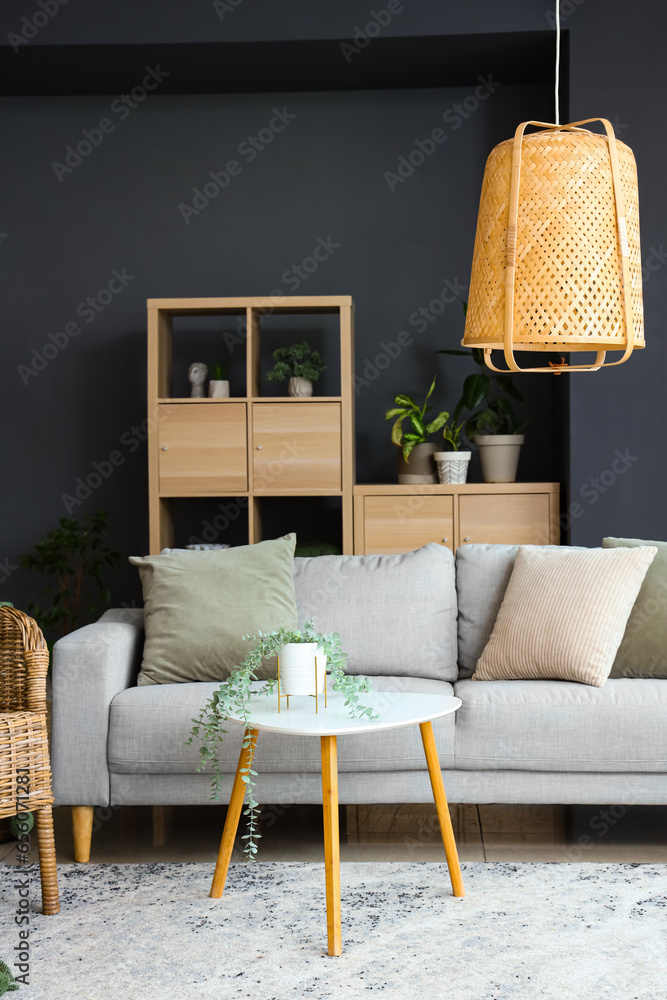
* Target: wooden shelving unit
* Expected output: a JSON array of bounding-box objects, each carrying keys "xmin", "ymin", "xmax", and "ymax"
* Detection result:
[{"xmin": 147, "ymin": 296, "xmax": 355, "ymax": 554}]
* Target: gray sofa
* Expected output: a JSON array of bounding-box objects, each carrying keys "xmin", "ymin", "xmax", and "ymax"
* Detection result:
[{"xmin": 52, "ymin": 543, "xmax": 667, "ymax": 859}]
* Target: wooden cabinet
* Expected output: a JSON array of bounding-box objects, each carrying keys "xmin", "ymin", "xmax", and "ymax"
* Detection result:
[
  {"xmin": 362, "ymin": 495, "xmax": 454, "ymax": 554},
  {"xmin": 458, "ymin": 493, "xmax": 551, "ymax": 546},
  {"xmin": 252, "ymin": 402, "xmax": 341, "ymax": 493},
  {"xmin": 158, "ymin": 403, "xmax": 247, "ymax": 495},
  {"xmin": 354, "ymin": 484, "xmax": 559, "ymax": 554}
]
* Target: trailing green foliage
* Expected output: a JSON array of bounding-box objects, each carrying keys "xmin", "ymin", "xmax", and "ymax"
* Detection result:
[
  {"xmin": 188, "ymin": 620, "xmax": 378, "ymax": 859},
  {"xmin": 265, "ymin": 341, "xmax": 327, "ymax": 383},
  {"xmin": 20, "ymin": 511, "xmax": 120, "ymax": 645},
  {"xmin": 438, "ymin": 303, "xmax": 526, "ymax": 438},
  {"xmin": 0, "ymin": 958, "xmax": 18, "ymax": 993}
]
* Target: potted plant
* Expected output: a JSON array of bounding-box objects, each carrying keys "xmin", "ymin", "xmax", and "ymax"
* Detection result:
[
  {"xmin": 265, "ymin": 341, "xmax": 327, "ymax": 397},
  {"xmin": 434, "ymin": 418, "xmax": 471, "ymax": 484},
  {"xmin": 439, "ymin": 306, "xmax": 526, "ymax": 483},
  {"xmin": 189, "ymin": 620, "xmax": 377, "ymax": 858},
  {"xmin": 208, "ymin": 362, "xmax": 230, "ymax": 398},
  {"xmin": 385, "ymin": 376, "xmax": 450, "ymax": 484},
  {"xmin": 20, "ymin": 510, "xmax": 120, "ymax": 649},
  {"xmin": 278, "ymin": 637, "xmax": 327, "ymax": 696}
]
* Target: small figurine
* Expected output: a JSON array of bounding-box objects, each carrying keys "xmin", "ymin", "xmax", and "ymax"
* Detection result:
[{"xmin": 188, "ymin": 362, "xmax": 208, "ymax": 398}]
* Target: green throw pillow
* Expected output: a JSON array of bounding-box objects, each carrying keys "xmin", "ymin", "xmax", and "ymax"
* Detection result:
[
  {"xmin": 602, "ymin": 536, "xmax": 667, "ymax": 678},
  {"xmin": 130, "ymin": 534, "xmax": 298, "ymax": 685}
]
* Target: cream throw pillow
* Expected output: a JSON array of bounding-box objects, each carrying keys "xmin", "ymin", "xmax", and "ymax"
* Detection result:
[{"xmin": 473, "ymin": 545, "xmax": 657, "ymax": 687}]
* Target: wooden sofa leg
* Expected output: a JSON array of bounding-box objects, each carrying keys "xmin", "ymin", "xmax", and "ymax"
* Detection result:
[
  {"xmin": 153, "ymin": 805, "xmax": 173, "ymax": 847},
  {"xmin": 72, "ymin": 806, "xmax": 94, "ymax": 863}
]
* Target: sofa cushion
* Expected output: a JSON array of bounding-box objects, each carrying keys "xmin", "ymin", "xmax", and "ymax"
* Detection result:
[
  {"xmin": 473, "ymin": 545, "xmax": 656, "ymax": 687},
  {"xmin": 129, "ymin": 534, "xmax": 298, "ymax": 686},
  {"xmin": 108, "ymin": 676, "xmax": 456, "ymax": 776},
  {"xmin": 603, "ymin": 536, "xmax": 667, "ymax": 678},
  {"xmin": 294, "ymin": 545, "xmax": 458, "ymax": 681},
  {"xmin": 453, "ymin": 678, "xmax": 667, "ymax": 772},
  {"xmin": 455, "ymin": 543, "xmax": 592, "ymax": 679},
  {"xmin": 455, "ymin": 544, "xmax": 518, "ymax": 679}
]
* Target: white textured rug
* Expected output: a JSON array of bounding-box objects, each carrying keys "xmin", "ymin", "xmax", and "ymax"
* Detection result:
[{"xmin": 2, "ymin": 862, "xmax": 666, "ymax": 1000}]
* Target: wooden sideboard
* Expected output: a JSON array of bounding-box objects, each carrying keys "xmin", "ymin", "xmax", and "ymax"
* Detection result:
[{"xmin": 353, "ymin": 483, "xmax": 560, "ymax": 555}]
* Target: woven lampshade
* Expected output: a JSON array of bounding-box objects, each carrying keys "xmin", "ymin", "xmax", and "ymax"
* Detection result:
[{"xmin": 463, "ymin": 119, "xmax": 644, "ymax": 372}]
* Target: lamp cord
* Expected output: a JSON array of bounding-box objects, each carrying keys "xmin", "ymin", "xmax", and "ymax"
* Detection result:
[{"xmin": 554, "ymin": 0, "xmax": 561, "ymax": 125}]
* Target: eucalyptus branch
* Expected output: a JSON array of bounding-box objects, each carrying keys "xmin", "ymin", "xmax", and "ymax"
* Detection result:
[{"xmin": 188, "ymin": 620, "xmax": 379, "ymax": 859}]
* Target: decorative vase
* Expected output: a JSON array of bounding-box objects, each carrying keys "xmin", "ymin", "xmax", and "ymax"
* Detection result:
[
  {"xmin": 208, "ymin": 379, "xmax": 230, "ymax": 398},
  {"xmin": 474, "ymin": 435, "xmax": 524, "ymax": 483},
  {"xmin": 288, "ymin": 376, "xmax": 313, "ymax": 398},
  {"xmin": 278, "ymin": 642, "xmax": 327, "ymax": 696},
  {"xmin": 397, "ymin": 442, "xmax": 437, "ymax": 485},
  {"xmin": 434, "ymin": 451, "xmax": 472, "ymax": 485}
]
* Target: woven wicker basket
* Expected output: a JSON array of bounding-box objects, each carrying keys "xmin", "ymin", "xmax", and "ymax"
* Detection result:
[{"xmin": 463, "ymin": 119, "xmax": 644, "ymax": 372}]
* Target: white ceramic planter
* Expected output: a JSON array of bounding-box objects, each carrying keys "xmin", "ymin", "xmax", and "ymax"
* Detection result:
[
  {"xmin": 288, "ymin": 376, "xmax": 313, "ymax": 398},
  {"xmin": 278, "ymin": 642, "xmax": 327, "ymax": 695},
  {"xmin": 208, "ymin": 380, "xmax": 230, "ymax": 398},
  {"xmin": 434, "ymin": 451, "xmax": 471, "ymax": 485},
  {"xmin": 474, "ymin": 434, "xmax": 525, "ymax": 483}
]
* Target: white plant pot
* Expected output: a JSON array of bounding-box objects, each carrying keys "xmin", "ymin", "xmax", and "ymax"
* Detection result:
[
  {"xmin": 474, "ymin": 435, "xmax": 525, "ymax": 483},
  {"xmin": 208, "ymin": 380, "xmax": 230, "ymax": 398},
  {"xmin": 278, "ymin": 642, "xmax": 327, "ymax": 696},
  {"xmin": 434, "ymin": 451, "xmax": 471, "ymax": 485},
  {"xmin": 288, "ymin": 376, "xmax": 313, "ymax": 398}
]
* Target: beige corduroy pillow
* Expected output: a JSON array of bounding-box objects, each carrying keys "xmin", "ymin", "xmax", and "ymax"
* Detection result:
[{"xmin": 473, "ymin": 545, "xmax": 657, "ymax": 687}]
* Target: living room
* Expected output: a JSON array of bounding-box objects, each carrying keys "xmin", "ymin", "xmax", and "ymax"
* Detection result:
[{"xmin": 1, "ymin": 1, "xmax": 666, "ymax": 998}]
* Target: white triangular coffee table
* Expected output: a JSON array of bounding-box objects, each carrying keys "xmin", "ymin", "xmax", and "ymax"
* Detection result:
[{"xmin": 209, "ymin": 690, "xmax": 463, "ymax": 956}]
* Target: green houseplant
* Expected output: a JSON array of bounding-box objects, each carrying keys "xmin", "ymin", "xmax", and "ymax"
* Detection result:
[
  {"xmin": 439, "ymin": 305, "xmax": 526, "ymax": 483},
  {"xmin": 0, "ymin": 958, "xmax": 18, "ymax": 994},
  {"xmin": 20, "ymin": 511, "xmax": 120, "ymax": 647},
  {"xmin": 189, "ymin": 620, "xmax": 377, "ymax": 858},
  {"xmin": 433, "ymin": 417, "xmax": 471, "ymax": 484},
  {"xmin": 208, "ymin": 361, "xmax": 230, "ymax": 398},
  {"xmin": 265, "ymin": 341, "xmax": 327, "ymax": 398},
  {"xmin": 385, "ymin": 376, "xmax": 450, "ymax": 484}
]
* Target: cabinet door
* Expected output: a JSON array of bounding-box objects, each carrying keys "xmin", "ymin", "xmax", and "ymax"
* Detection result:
[
  {"xmin": 252, "ymin": 403, "xmax": 341, "ymax": 492},
  {"xmin": 158, "ymin": 403, "xmax": 247, "ymax": 494},
  {"xmin": 458, "ymin": 493, "xmax": 551, "ymax": 546},
  {"xmin": 361, "ymin": 495, "xmax": 454, "ymax": 554}
]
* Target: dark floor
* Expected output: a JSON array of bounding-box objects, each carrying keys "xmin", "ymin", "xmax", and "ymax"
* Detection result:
[{"xmin": 2, "ymin": 803, "xmax": 666, "ymax": 866}]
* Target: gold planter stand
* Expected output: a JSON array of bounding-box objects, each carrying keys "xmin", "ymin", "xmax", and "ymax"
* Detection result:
[{"xmin": 277, "ymin": 655, "xmax": 328, "ymax": 714}]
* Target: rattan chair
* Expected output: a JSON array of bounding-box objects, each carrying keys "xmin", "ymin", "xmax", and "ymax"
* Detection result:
[{"xmin": 0, "ymin": 607, "xmax": 59, "ymax": 914}]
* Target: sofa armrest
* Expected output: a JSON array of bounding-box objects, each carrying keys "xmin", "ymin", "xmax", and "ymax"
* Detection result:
[{"xmin": 51, "ymin": 616, "xmax": 144, "ymax": 807}]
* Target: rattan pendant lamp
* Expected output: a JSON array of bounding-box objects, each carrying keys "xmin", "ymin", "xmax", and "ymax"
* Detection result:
[{"xmin": 463, "ymin": 2, "xmax": 644, "ymax": 373}]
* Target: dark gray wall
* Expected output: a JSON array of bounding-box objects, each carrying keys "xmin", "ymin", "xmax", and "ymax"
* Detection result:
[
  {"xmin": 566, "ymin": 2, "xmax": 667, "ymax": 544},
  {"xmin": 1, "ymin": 0, "xmax": 665, "ymax": 618}
]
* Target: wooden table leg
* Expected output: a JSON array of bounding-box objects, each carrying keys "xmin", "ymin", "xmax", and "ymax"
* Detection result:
[
  {"xmin": 419, "ymin": 720, "xmax": 465, "ymax": 898},
  {"xmin": 321, "ymin": 734, "xmax": 342, "ymax": 956},
  {"xmin": 209, "ymin": 728, "xmax": 259, "ymax": 899}
]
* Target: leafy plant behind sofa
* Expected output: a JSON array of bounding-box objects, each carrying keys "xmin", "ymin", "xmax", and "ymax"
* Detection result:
[{"xmin": 20, "ymin": 510, "xmax": 120, "ymax": 645}]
